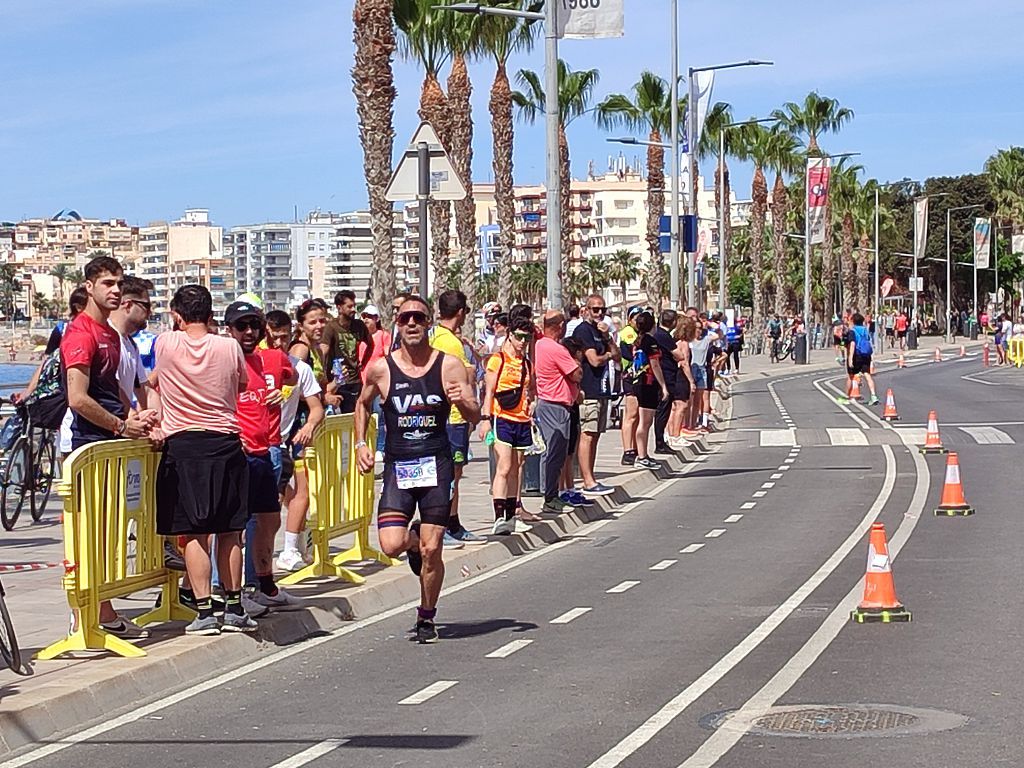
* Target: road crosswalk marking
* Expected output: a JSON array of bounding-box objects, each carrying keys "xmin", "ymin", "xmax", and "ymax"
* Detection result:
[
  {"xmin": 826, "ymin": 427, "xmax": 869, "ymax": 446},
  {"xmin": 753, "ymin": 426, "xmax": 1017, "ymax": 448},
  {"xmin": 958, "ymin": 426, "xmax": 1014, "ymax": 444},
  {"xmin": 760, "ymin": 429, "xmax": 796, "ymax": 446}
]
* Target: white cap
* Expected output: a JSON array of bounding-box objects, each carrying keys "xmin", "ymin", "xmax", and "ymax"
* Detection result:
[{"xmin": 361, "ymin": 304, "xmax": 381, "ymax": 317}]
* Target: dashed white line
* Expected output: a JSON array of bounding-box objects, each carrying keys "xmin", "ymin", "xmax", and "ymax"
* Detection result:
[
  {"xmin": 485, "ymin": 639, "xmax": 534, "ymax": 659},
  {"xmin": 784, "ymin": 458, "xmax": 795, "ymax": 464},
  {"xmin": 770, "ymin": 473, "xmax": 783, "ymax": 480},
  {"xmin": 268, "ymin": 740, "xmax": 348, "ymax": 768},
  {"xmin": 760, "ymin": 482, "xmax": 775, "ymax": 489},
  {"xmin": 550, "ymin": 607, "xmax": 592, "ymax": 625},
  {"xmin": 650, "ymin": 559, "xmax": 678, "ymax": 571},
  {"xmin": 679, "ymin": 544, "xmax": 705, "ymax": 554},
  {"xmin": 705, "ymin": 528, "xmax": 726, "ymax": 538},
  {"xmin": 399, "ymin": 680, "xmax": 459, "ymax": 705},
  {"xmin": 723, "ymin": 514, "xmax": 743, "ymax": 523},
  {"xmin": 752, "ymin": 491, "xmax": 767, "ymax": 498},
  {"xmin": 740, "ymin": 502, "xmax": 756, "ymax": 510},
  {"xmin": 776, "ymin": 465, "xmax": 789, "ymax": 471},
  {"xmin": 607, "ymin": 580, "xmax": 641, "ymax": 594}
]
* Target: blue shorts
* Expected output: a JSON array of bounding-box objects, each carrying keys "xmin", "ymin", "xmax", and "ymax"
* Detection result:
[
  {"xmin": 690, "ymin": 363, "xmax": 707, "ymax": 390},
  {"xmin": 495, "ymin": 417, "xmax": 532, "ymax": 450},
  {"xmin": 246, "ymin": 453, "xmax": 280, "ymax": 515},
  {"xmin": 447, "ymin": 423, "xmax": 470, "ymax": 466}
]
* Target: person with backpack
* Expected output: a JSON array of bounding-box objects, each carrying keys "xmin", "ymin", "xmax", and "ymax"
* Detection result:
[{"xmin": 839, "ymin": 312, "xmax": 879, "ymax": 406}]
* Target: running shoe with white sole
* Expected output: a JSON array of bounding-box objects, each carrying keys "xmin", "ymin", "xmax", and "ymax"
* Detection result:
[
  {"xmin": 513, "ymin": 518, "xmax": 532, "ymax": 534},
  {"xmin": 543, "ymin": 498, "xmax": 574, "ymax": 515},
  {"xmin": 448, "ymin": 527, "xmax": 488, "ymax": 544},
  {"xmin": 635, "ymin": 457, "xmax": 662, "ymax": 470},
  {"xmin": 491, "ymin": 517, "xmax": 515, "ymax": 536},
  {"xmin": 442, "ymin": 532, "xmax": 466, "ymax": 549},
  {"xmin": 185, "ymin": 616, "xmax": 220, "ymax": 636},
  {"xmin": 582, "ymin": 483, "xmax": 615, "ymax": 496},
  {"xmin": 100, "ymin": 616, "xmax": 150, "ymax": 640},
  {"xmin": 414, "ymin": 620, "xmax": 438, "ymax": 644},
  {"xmin": 241, "ymin": 593, "xmax": 269, "ymax": 618},
  {"xmin": 248, "ymin": 588, "xmax": 304, "ymax": 611},
  {"xmin": 221, "ymin": 612, "xmax": 259, "ymax": 633},
  {"xmin": 275, "ymin": 548, "xmax": 306, "ymax": 573}
]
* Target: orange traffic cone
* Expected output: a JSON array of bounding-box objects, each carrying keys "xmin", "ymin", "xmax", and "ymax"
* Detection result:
[
  {"xmin": 959, "ymin": 344, "xmax": 966, "ymax": 358},
  {"xmin": 919, "ymin": 410, "xmax": 947, "ymax": 454},
  {"xmin": 882, "ymin": 389, "xmax": 899, "ymax": 421},
  {"xmin": 850, "ymin": 522, "xmax": 911, "ymax": 623},
  {"xmin": 934, "ymin": 452, "xmax": 974, "ymax": 516},
  {"xmin": 898, "ymin": 353, "xmax": 906, "ymax": 368},
  {"xmin": 933, "ymin": 347, "xmax": 942, "ymax": 362},
  {"xmin": 849, "ymin": 375, "xmax": 862, "ymax": 401}
]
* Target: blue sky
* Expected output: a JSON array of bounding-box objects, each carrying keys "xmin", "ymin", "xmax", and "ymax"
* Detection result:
[{"xmin": 3, "ymin": 0, "xmax": 1023, "ymax": 228}]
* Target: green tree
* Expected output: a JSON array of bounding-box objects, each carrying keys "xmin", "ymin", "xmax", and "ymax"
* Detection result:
[
  {"xmin": 510, "ymin": 261, "xmax": 546, "ymax": 307},
  {"xmin": 984, "ymin": 147, "xmax": 1024, "ymax": 228},
  {"xmin": 698, "ymin": 102, "xmax": 736, "ymax": 307},
  {"xmin": 766, "ymin": 129, "xmax": 801, "ymax": 315},
  {"xmin": 606, "ymin": 248, "xmax": 642, "ymax": 310},
  {"xmin": 49, "ymin": 262, "xmax": 74, "ymax": 302},
  {"xmin": 830, "ymin": 159, "xmax": 865, "ymax": 311},
  {"xmin": 733, "ymin": 121, "xmax": 774, "ymax": 325}
]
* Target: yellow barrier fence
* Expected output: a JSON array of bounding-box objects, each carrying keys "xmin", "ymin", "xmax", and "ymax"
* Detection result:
[
  {"xmin": 280, "ymin": 414, "xmax": 398, "ymax": 585},
  {"xmin": 1008, "ymin": 337, "xmax": 1024, "ymax": 367},
  {"xmin": 37, "ymin": 440, "xmax": 192, "ymax": 660}
]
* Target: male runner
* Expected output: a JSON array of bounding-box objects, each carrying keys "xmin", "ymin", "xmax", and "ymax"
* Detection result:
[{"xmin": 355, "ymin": 297, "xmax": 480, "ymax": 644}]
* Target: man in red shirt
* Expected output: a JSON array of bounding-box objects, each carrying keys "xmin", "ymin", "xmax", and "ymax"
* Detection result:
[{"xmin": 225, "ymin": 301, "xmax": 302, "ymax": 611}]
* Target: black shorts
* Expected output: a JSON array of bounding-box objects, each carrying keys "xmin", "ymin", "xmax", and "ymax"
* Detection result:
[
  {"xmin": 377, "ymin": 453, "xmax": 454, "ymax": 528},
  {"xmin": 495, "ymin": 417, "xmax": 531, "ymax": 449},
  {"xmin": 674, "ymin": 376, "xmax": 691, "ymax": 402},
  {"xmin": 157, "ymin": 431, "xmax": 249, "ymax": 535},
  {"xmin": 247, "ymin": 453, "xmax": 280, "ymax": 515},
  {"xmin": 848, "ymin": 353, "xmax": 872, "ymax": 375},
  {"xmin": 278, "ymin": 449, "xmax": 295, "ymax": 494},
  {"xmin": 336, "ymin": 382, "xmax": 361, "ymax": 414},
  {"xmin": 886, "ymin": 327, "xmax": 895, "ymax": 336},
  {"xmin": 705, "ymin": 364, "xmax": 716, "ymax": 391},
  {"xmin": 897, "ymin": 329, "xmax": 907, "ymax": 338},
  {"xmin": 568, "ymin": 405, "xmax": 580, "ymax": 454},
  {"xmin": 636, "ymin": 383, "xmax": 660, "ymax": 410},
  {"xmin": 620, "ymin": 375, "xmax": 634, "ymax": 397},
  {"xmin": 447, "ymin": 423, "xmax": 470, "ymax": 466}
]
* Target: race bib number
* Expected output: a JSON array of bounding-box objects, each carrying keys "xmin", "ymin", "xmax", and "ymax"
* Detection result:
[{"xmin": 395, "ymin": 456, "xmax": 438, "ymax": 489}]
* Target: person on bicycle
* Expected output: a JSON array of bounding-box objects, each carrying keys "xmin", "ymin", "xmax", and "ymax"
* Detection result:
[{"xmin": 766, "ymin": 314, "xmax": 783, "ymax": 363}]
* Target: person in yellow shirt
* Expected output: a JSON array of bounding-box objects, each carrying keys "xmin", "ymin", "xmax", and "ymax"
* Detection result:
[{"xmin": 429, "ymin": 290, "xmax": 487, "ymax": 545}]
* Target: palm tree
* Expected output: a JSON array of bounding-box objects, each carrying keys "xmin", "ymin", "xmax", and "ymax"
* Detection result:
[
  {"xmin": 733, "ymin": 121, "xmax": 774, "ymax": 327},
  {"xmin": 49, "ymin": 262, "xmax": 74, "ymax": 302},
  {"xmin": 698, "ymin": 102, "xmax": 735, "ymax": 308},
  {"xmin": 481, "ymin": 2, "xmax": 540, "ymax": 308},
  {"xmin": 353, "ymin": 0, "xmax": 397, "ymax": 310},
  {"xmin": 510, "ymin": 261, "xmax": 547, "ymax": 307},
  {"xmin": 766, "ymin": 130, "xmax": 801, "ymax": 315},
  {"xmin": 772, "ymin": 92, "xmax": 854, "ymax": 156},
  {"xmin": 606, "ymin": 248, "xmax": 642, "ymax": 310},
  {"xmin": 596, "ymin": 72, "xmax": 679, "ymax": 309},
  {"xmin": 513, "ymin": 60, "xmax": 600, "ymax": 294},
  {"xmin": 984, "ymin": 146, "xmax": 1024, "ymax": 230},
  {"xmin": 395, "ymin": 0, "xmax": 456, "ymax": 296},
  {"xmin": 68, "ymin": 269, "xmax": 84, "ymax": 287},
  {"xmin": 830, "ymin": 159, "xmax": 865, "ymax": 310}
]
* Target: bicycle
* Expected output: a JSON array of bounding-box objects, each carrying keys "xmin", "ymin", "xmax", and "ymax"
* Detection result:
[
  {"xmin": 0, "ymin": 398, "xmax": 57, "ymax": 531},
  {"xmin": 0, "ymin": 575, "xmax": 21, "ymax": 673}
]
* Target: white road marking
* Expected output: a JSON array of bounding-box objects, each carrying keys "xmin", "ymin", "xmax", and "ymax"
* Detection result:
[
  {"xmin": 585, "ymin": 446, "xmax": 898, "ymax": 768},
  {"xmin": 739, "ymin": 502, "xmax": 756, "ymax": 510},
  {"xmin": 723, "ymin": 514, "xmax": 743, "ymax": 523},
  {"xmin": 959, "ymin": 426, "xmax": 1014, "ymax": 444},
  {"xmin": 759, "ymin": 429, "xmax": 796, "ymax": 446},
  {"xmin": 398, "ymin": 680, "xmax": 459, "ymax": 705},
  {"xmin": 770, "ymin": 473, "xmax": 783, "ymax": 479},
  {"xmin": 268, "ymin": 740, "xmax": 348, "ymax": 768},
  {"xmin": 650, "ymin": 559, "xmax": 678, "ymax": 571},
  {"xmin": 894, "ymin": 427, "xmax": 927, "ymax": 446},
  {"xmin": 784, "ymin": 458, "xmax": 795, "ymax": 464},
  {"xmin": 606, "ymin": 580, "xmax": 640, "ymax": 594},
  {"xmin": 550, "ymin": 607, "xmax": 592, "ymax": 625},
  {"xmin": 776, "ymin": 465, "xmax": 789, "ymax": 471},
  {"xmin": 705, "ymin": 528, "xmax": 726, "ymax": 538},
  {"xmin": 760, "ymin": 482, "xmax": 775, "ymax": 489},
  {"xmin": 752, "ymin": 491, "xmax": 767, "ymax": 498},
  {"xmin": 826, "ymin": 427, "xmax": 869, "ymax": 446},
  {"xmin": 485, "ymin": 639, "xmax": 534, "ymax": 659},
  {"xmin": 679, "ymin": 544, "xmax": 705, "ymax": 554}
]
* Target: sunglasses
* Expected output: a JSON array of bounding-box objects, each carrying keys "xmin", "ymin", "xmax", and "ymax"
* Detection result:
[
  {"xmin": 397, "ymin": 310, "xmax": 428, "ymax": 326},
  {"xmin": 512, "ymin": 331, "xmax": 532, "ymax": 342},
  {"xmin": 127, "ymin": 298, "xmax": 151, "ymax": 312},
  {"xmin": 589, "ymin": 306, "xmax": 606, "ymax": 314},
  {"xmin": 232, "ymin": 318, "xmax": 263, "ymax": 332}
]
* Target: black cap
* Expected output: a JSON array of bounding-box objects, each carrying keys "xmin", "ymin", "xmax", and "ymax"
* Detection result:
[{"xmin": 224, "ymin": 301, "xmax": 264, "ymax": 326}]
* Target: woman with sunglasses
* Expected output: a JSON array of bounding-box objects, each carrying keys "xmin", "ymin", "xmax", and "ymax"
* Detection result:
[{"xmin": 479, "ymin": 318, "xmax": 536, "ymax": 535}]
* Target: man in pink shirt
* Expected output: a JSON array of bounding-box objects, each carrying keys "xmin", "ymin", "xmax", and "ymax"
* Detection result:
[{"xmin": 534, "ymin": 310, "xmax": 584, "ymax": 515}]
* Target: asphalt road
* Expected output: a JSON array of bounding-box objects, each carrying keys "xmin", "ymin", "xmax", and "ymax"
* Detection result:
[{"xmin": 5, "ymin": 354, "xmax": 1022, "ymax": 768}]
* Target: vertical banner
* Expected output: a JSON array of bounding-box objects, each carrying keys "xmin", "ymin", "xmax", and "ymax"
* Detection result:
[
  {"xmin": 974, "ymin": 217, "xmax": 992, "ymax": 269},
  {"xmin": 913, "ymin": 197, "xmax": 929, "ymax": 261},
  {"xmin": 1011, "ymin": 233, "xmax": 1024, "ymax": 255},
  {"xmin": 695, "ymin": 223, "xmax": 712, "ymax": 264},
  {"xmin": 682, "ymin": 71, "xmax": 715, "ymax": 153},
  {"xmin": 807, "ymin": 156, "xmax": 831, "ymax": 245},
  {"xmin": 557, "ymin": 0, "xmax": 625, "ymax": 39}
]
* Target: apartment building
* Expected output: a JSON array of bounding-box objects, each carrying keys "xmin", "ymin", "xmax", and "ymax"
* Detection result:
[
  {"xmin": 138, "ymin": 209, "xmax": 225, "ymax": 315},
  {"xmin": 309, "ymin": 210, "xmax": 413, "ymax": 301}
]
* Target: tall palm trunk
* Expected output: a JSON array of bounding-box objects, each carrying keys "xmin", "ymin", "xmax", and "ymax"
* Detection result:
[
  {"xmin": 352, "ymin": 0, "xmax": 396, "ymax": 309},
  {"xmin": 645, "ymin": 131, "xmax": 666, "ymax": 310},
  {"xmin": 714, "ymin": 161, "xmax": 733, "ymax": 310},
  {"xmin": 840, "ymin": 211, "xmax": 856, "ymax": 310},
  {"xmin": 821, "ymin": 203, "xmax": 836, "ymax": 322},
  {"xmin": 447, "ymin": 54, "xmax": 479, "ymax": 321},
  {"xmin": 418, "ymin": 74, "xmax": 452, "ymax": 298},
  {"xmin": 558, "ymin": 123, "xmax": 571, "ymax": 299},
  {"xmin": 857, "ymin": 233, "xmax": 872, "ymax": 311},
  {"xmin": 770, "ymin": 174, "xmax": 789, "ymax": 315},
  {"xmin": 750, "ymin": 165, "xmax": 768, "ymax": 329},
  {"xmin": 490, "ymin": 62, "xmax": 516, "ymax": 308}
]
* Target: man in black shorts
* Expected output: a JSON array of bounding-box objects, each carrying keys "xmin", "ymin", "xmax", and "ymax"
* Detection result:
[{"xmin": 355, "ymin": 296, "xmax": 480, "ymax": 644}]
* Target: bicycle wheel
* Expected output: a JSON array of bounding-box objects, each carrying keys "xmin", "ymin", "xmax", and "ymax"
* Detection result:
[
  {"xmin": 31, "ymin": 431, "xmax": 55, "ymax": 521},
  {"xmin": 0, "ymin": 437, "xmax": 29, "ymax": 531},
  {"xmin": 0, "ymin": 585, "xmax": 21, "ymax": 673}
]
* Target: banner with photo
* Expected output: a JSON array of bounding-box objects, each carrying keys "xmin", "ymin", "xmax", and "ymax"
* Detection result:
[
  {"xmin": 913, "ymin": 197, "xmax": 929, "ymax": 261},
  {"xmin": 682, "ymin": 71, "xmax": 715, "ymax": 154},
  {"xmin": 1011, "ymin": 233, "xmax": 1024, "ymax": 256},
  {"xmin": 807, "ymin": 157, "xmax": 831, "ymax": 245},
  {"xmin": 973, "ymin": 218, "xmax": 992, "ymax": 270},
  {"xmin": 557, "ymin": 0, "xmax": 625, "ymax": 39}
]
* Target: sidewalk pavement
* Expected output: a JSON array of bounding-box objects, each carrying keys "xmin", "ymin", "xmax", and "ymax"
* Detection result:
[{"xmin": 0, "ymin": 391, "xmax": 732, "ymax": 757}]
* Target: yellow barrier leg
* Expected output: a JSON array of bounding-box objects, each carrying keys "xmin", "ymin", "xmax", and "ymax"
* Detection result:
[
  {"xmin": 134, "ymin": 578, "xmax": 196, "ymax": 627},
  {"xmin": 36, "ymin": 607, "xmax": 147, "ymax": 659},
  {"xmin": 279, "ymin": 527, "xmax": 334, "ymax": 585}
]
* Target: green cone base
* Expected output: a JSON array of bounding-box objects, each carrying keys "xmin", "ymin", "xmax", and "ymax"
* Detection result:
[
  {"xmin": 935, "ymin": 505, "xmax": 974, "ymax": 516},
  {"xmin": 919, "ymin": 446, "xmax": 948, "ymax": 454},
  {"xmin": 850, "ymin": 606, "xmax": 912, "ymax": 623}
]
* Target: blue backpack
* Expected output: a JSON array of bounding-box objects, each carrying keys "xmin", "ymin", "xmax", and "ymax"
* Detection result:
[{"xmin": 852, "ymin": 325, "xmax": 872, "ymax": 356}]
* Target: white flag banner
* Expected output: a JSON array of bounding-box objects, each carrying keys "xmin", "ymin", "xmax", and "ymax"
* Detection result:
[
  {"xmin": 974, "ymin": 217, "xmax": 992, "ymax": 270},
  {"xmin": 1012, "ymin": 233, "xmax": 1024, "ymax": 255},
  {"xmin": 913, "ymin": 197, "xmax": 929, "ymax": 261},
  {"xmin": 681, "ymin": 71, "xmax": 715, "ymax": 153},
  {"xmin": 807, "ymin": 156, "xmax": 831, "ymax": 245},
  {"xmin": 557, "ymin": 0, "xmax": 624, "ymax": 39}
]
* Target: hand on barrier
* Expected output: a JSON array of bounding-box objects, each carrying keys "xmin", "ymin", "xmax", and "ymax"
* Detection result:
[
  {"xmin": 292, "ymin": 422, "xmax": 316, "ymax": 448},
  {"xmin": 356, "ymin": 443, "xmax": 375, "ymax": 474},
  {"xmin": 123, "ymin": 410, "xmax": 155, "ymax": 439}
]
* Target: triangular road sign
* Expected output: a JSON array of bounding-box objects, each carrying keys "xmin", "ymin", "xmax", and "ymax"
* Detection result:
[{"xmin": 385, "ymin": 121, "xmax": 468, "ymax": 202}]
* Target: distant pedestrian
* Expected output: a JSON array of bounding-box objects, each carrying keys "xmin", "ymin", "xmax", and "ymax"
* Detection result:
[
  {"xmin": 652, "ymin": 309, "xmax": 683, "ymax": 454},
  {"xmin": 322, "ymin": 290, "xmax": 372, "ymax": 413}
]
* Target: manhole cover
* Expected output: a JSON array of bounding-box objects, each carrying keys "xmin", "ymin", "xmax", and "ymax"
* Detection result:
[{"xmin": 703, "ymin": 704, "xmax": 968, "ymax": 739}]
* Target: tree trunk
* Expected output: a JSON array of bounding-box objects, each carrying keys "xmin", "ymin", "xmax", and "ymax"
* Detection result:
[
  {"xmin": 558, "ymin": 123, "xmax": 572, "ymax": 305},
  {"xmin": 352, "ymin": 0, "xmax": 396, "ymax": 310},
  {"xmin": 750, "ymin": 165, "xmax": 768, "ymax": 330},
  {"xmin": 713, "ymin": 160, "xmax": 734, "ymax": 311},
  {"xmin": 490, "ymin": 62, "xmax": 516, "ymax": 309},
  {"xmin": 645, "ymin": 131, "xmax": 666, "ymax": 311},
  {"xmin": 447, "ymin": 54, "xmax": 479, "ymax": 328},
  {"xmin": 841, "ymin": 212, "xmax": 856, "ymax": 311},
  {"xmin": 857, "ymin": 233, "xmax": 872, "ymax": 313},
  {"xmin": 821, "ymin": 202, "xmax": 836, "ymax": 321},
  {"xmin": 418, "ymin": 74, "xmax": 452, "ymax": 298},
  {"xmin": 770, "ymin": 174, "xmax": 789, "ymax": 315}
]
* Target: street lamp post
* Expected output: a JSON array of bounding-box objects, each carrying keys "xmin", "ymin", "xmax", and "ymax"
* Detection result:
[
  {"xmin": 910, "ymin": 192, "xmax": 949, "ymax": 334},
  {"xmin": 874, "ymin": 179, "xmax": 918, "ymax": 348},
  {"xmin": 669, "ymin": 0, "xmax": 680, "ymax": 307},
  {"xmin": 945, "ymin": 204, "xmax": 983, "ymax": 342},
  {"xmin": 685, "ymin": 59, "xmax": 772, "ymax": 309}
]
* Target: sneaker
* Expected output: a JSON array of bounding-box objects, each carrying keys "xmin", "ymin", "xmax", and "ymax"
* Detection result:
[
  {"xmin": 620, "ymin": 451, "xmax": 637, "ymax": 466},
  {"xmin": 582, "ymin": 483, "xmax": 615, "ymax": 496},
  {"xmin": 407, "ymin": 522, "xmax": 422, "ymax": 575},
  {"xmin": 163, "ymin": 540, "xmax": 186, "ymax": 572},
  {"xmin": 513, "ymin": 518, "xmax": 533, "ymax": 533},
  {"xmin": 491, "ymin": 517, "xmax": 515, "ymax": 536},
  {"xmin": 275, "ymin": 548, "xmax": 306, "ymax": 573},
  {"xmin": 241, "ymin": 593, "xmax": 269, "ymax": 618},
  {"xmin": 185, "ymin": 615, "xmax": 221, "ymax": 636},
  {"xmin": 653, "ymin": 443, "xmax": 675, "ymax": 455},
  {"xmin": 835, "ymin": 396, "xmax": 850, "ymax": 405},
  {"xmin": 249, "ymin": 587, "xmax": 304, "ymax": 611},
  {"xmin": 543, "ymin": 498, "xmax": 575, "ymax": 515},
  {"xmin": 566, "ymin": 490, "xmax": 592, "ymax": 506},
  {"xmin": 221, "ymin": 611, "xmax": 259, "ymax": 633},
  {"xmin": 177, "ymin": 588, "xmax": 226, "ymax": 615},
  {"xmin": 100, "ymin": 616, "xmax": 150, "ymax": 640},
  {"xmin": 414, "ymin": 620, "xmax": 438, "ymax": 644},
  {"xmin": 868, "ymin": 396, "xmax": 880, "ymax": 406},
  {"xmin": 442, "ymin": 531, "xmax": 466, "ymax": 549},
  {"xmin": 447, "ymin": 527, "xmax": 487, "ymax": 544},
  {"xmin": 635, "ymin": 457, "xmax": 661, "ymax": 470}
]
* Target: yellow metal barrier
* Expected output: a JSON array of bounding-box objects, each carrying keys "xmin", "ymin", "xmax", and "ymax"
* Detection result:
[
  {"xmin": 1008, "ymin": 338, "xmax": 1024, "ymax": 368},
  {"xmin": 279, "ymin": 414, "xmax": 398, "ymax": 585},
  {"xmin": 37, "ymin": 440, "xmax": 192, "ymax": 660}
]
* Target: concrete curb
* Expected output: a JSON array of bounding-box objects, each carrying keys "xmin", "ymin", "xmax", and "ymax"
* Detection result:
[{"xmin": 0, "ymin": 407, "xmax": 731, "ymax": 759}]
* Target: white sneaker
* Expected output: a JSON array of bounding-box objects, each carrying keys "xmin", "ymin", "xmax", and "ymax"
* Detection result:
[
  {"xmin": 241, "ymin": 593, "xmax": 269, "ymax": 618},
  {"xmin": 513, "ymin": 518, "xmax": 532, "ymax": 534},
  {"xmin": 276, "ymin": 548, "xmax": 306, "ymax": 573},
  {"xmin": 249, "ymin": 587, "xmax": 304, "ymax": 611},
  {"xmin": 491, "ymin": 518, "xmax": 515, "ymax": 536}
]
